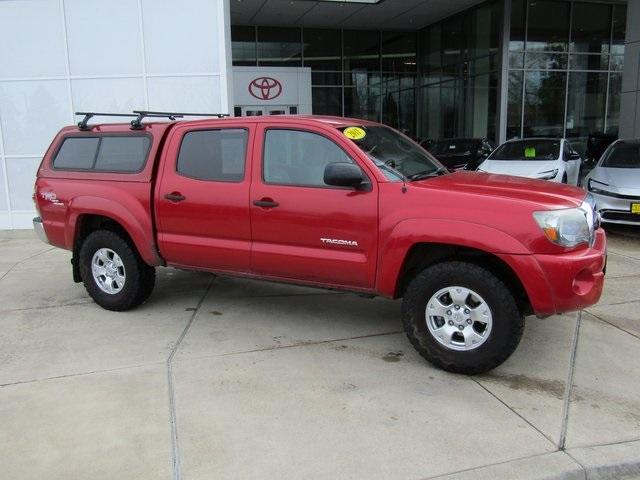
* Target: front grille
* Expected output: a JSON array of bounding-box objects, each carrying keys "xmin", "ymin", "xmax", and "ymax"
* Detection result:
[{"xmin": 601, "ymin": 211, "xmax": 640, "ymax": 223}]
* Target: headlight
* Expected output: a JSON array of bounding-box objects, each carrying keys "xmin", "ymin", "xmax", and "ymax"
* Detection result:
[
  {"xmin": 587, "ymin": 178, "xmax": 612, "ymax": 196},
  {"xmin": 537, "ymin": 169, "xmax": 559, "ymax": 180},
  {"xmin": 533, "ymin": 202, "xmax": 594, "ymax": 247}
]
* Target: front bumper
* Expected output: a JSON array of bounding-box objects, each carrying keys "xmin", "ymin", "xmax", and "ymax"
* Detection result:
[
  {"xmin": 499, "ymin": 228, "xmax": 607, "ymax": 317},
  {"xmin": 33, "ymin": 217, "xmax": 49, "ymax": 244},
  {"xmin": 591, "ymin": 191, "xmax": 640, "ymax": 225}
]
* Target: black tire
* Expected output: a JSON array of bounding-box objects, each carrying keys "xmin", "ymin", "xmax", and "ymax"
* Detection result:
[
  {"xmin": 561, "ymin": 173, "xmax": 568, "ymax": 184},
  {"xmin": 79, "ymin": 230, "xmax": 155, "ymax": 311},
  {"xmin": 402, "ymin": 261, "xmax": 524, "ymax": 375}
]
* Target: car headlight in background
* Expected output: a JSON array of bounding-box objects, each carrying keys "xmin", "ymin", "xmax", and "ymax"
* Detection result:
[
  {"xmin": 587, "ymin": 178, "xmax": 612, "ymax": 196},
  {"xmin": 536, "ymin": 169, "xmax": 559, "ymax": 180},
  {"xmin": 533, "ymin": 201, "xmax": 594, "ymax": 247}
]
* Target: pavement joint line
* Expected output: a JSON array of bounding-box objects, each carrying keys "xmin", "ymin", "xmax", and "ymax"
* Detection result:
[
  {"xmin": 174, "ymin": 330, "xmax": 405, "ymax": 363},
  {"xmin": 471, "ymin": 377, "xmax": 557, "ymax": 447},
  {"xmin": 420, "ymin": 450, "xmax": 565, "ymax": 479},
  {"xmin": 0, "ymin": 246, "xmax": 56, "ymax": 283},
  {"xmin": 605, "ymin": 250, "xmax": 640, "ymax": 262},
  {"xmin": 0, "ymin": 360, "xmax": 166, "ymax": 388},
  {"xmin": 0, "ymin": 299, "xmax": 94, "ymax": 314},
  {"xmin": 566, "ymin": 436, "xmax": 640, "ymax": 450},
  {"xmin": 558, "ymin": 310, "xmax": 583, "ymax": 450},
  {"xmin": 166, "ymin": 276, "xmax": 214, "ymax": 480},
  {"xmin": 589, "ymin": 297, "xmax": 640, "ymax": 308},
  {"xmin": 583, "ymin": 309, "xmax": 640, "ymax": 341}
]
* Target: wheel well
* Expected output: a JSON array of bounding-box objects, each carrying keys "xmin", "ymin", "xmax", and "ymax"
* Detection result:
[
  {"xmin": 395, "ymin": 243, "xmax": 532, "ymax": 316},
  {"xmin": 71, "ymin": 214, "xmax": 136, "ymax": 283}
]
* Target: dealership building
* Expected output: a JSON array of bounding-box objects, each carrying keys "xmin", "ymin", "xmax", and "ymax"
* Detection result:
[{"xmin": 0, "ymin": 0, "xmax": 639, "ymax": 228}]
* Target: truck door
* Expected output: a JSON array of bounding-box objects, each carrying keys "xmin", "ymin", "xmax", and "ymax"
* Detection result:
[
  {"xmin": 249, "ymin": 124, "xmax": 378, "ymax": 289},
  {"xmin": 155, "ymin": 122, "xmax": 253, "ymax": 272}
]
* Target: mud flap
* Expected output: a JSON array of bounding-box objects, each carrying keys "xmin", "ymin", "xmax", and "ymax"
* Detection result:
[{"xmin": 71, "ymin": 256, "xmax": 82, "ymax": 283}]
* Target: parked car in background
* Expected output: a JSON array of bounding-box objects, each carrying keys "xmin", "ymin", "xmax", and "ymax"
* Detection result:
[
  {"xmin": 426, "ymin": 138, "xmax": 495, "ymax": 171},
  {"xmin": 584, "ymin": 132, "xmax": 618, "ymax": 170},
  {"xmin": 477, "ymin": 138, "xmax": 582, "ymax": 185},
  {"xmin": 583, "ymin": 139, "xmax": 640, "ymax": 225}
]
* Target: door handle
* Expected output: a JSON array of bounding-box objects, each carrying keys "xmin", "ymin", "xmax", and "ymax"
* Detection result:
[
  {"xmin": 164, "ymin": 192, "xmax": 186, "ymax": 202},
  {"xmin": 253, "ymin": 199, "xmax": 279, "ymax": 208}
]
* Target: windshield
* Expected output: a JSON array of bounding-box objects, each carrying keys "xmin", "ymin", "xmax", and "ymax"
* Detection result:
[
  {"xmin": 489, "ymin": 139, "xmax": 560, "ymax": 161},
  {"xmin": 339, "ymin": 126, "xmax": 444, "ymax": 181},
  {"xmin": 601, "ymin": 142, "xmax": 640, "ymax": 168},
  {"xmin": 430, "ymin": 139, "xmax": 478, "ymax": 155}
]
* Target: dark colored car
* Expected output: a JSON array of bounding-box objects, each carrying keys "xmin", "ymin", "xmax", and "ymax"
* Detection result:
[
  {"xmin": 584, "ymin": 132, "xmax": 618, "ymax": 169},
  {"xmin": 427, "ymin": 138, "xmax": 495, "ymax": 171}
]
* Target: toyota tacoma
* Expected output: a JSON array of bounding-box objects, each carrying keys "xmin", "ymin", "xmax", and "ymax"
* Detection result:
[{"xmin": 33, "ymin": 111, "xmax": 606, "ymax": 374}]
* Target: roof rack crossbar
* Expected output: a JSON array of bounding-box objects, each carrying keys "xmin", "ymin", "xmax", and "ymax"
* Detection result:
[
  {"xmin": 133, "ymin": 110, "xmax": 229, "ymax": 120},
  {"xmin": 75, "ymin": 110, "xmax": 231, "ymax": 131},
  {"xmin": 75, "ymin": 112, "xmax": 137, "ymax": 131}
]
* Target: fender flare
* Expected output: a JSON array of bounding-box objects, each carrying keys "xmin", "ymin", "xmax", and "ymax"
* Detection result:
[
  {"xmin": 376, "ymin": 218, "xmax": 531, "ymax": 297},
  {"xmin": 65, "ymin": 196, "xmax": 163, "ymax": 266}
]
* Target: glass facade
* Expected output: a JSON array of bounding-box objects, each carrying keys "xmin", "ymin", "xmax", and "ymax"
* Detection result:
[
  {"xmin": 230, "ymin": 0, "xmax": 626, "ymax": 145},
  {"xmin": 417, "ymin": 1, "xmax": 501, "ymax": 142},
  {"xmin": 231, "ymin": 26, "xmax": 418, "ymax": 136},
  {"xmin": 508, "ymin": 0, "xmax": 626, "ymax": 153}
]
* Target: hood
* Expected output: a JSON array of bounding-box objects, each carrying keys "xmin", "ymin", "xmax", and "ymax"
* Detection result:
[
  {"xmin": 411, "ymin": 170, "xmax": 586, "ymax": 210},
  {"xmin": 590, "ymin": 166, "xmax": 640, "ymax": 194},
  {"xmin": 478, "ymin": 159, "xmax": 560, "ymax": 179}
]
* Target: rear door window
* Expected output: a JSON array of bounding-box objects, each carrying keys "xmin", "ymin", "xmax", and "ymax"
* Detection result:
[
  {"xmin": 53, "ymin": 135, "xmax": 150, "ymax": 172},
  {"xmin": 177, "ymin": 129, "xmax": 248, "ymax": 182}
]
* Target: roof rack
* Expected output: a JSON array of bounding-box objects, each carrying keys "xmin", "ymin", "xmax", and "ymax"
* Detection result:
[
  {"xmin": 131, "ymin": 110, "xmax": 229, "ymax": 129},
  {"xmin": 75, "ymin": 110, "xmax": 231, "ymax": 131},
  {"xmin": 75, "ymin": 112, "xmax": 138, "ymax": 131}
]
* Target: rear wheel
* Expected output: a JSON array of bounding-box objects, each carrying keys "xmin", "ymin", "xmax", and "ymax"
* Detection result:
[
  {"xmin": 561, "ymin": 173, "xmax": 568, "ymax": 184},
  {"xmin": 402, "ymin": 261, "xmax": 524, "ymax": 374},
  {"xmin": 79, "ymin": 230, "xmax": 155, "ymax": 311}
]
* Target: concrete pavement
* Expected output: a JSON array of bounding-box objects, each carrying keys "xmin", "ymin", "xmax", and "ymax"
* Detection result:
[{"xmin": 0, "ymin": 227, "xmax": 639, "ymax": 479}]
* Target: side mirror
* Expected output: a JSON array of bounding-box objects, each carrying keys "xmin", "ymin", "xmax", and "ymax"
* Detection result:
[{"xmin": 324, "ymin": 162, "xmax": 365, "ymax": 189}]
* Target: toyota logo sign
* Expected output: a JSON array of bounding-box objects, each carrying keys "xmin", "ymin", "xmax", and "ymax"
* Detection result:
[{"xmin": 248, "ymin": 77, "xmax": 283, "ymax": 100}]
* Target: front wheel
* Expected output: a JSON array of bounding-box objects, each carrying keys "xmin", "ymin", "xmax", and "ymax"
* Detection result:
[
  {"xmin": 79, "ymin": 230, "xmax": 155, "ymax": 311},
  {"xmin": 402, "ymin": 261, "xmax": 524, "ymax": 375}
]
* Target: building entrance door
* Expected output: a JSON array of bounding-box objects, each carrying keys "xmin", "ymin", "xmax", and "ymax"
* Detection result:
[{"xmin": 236, "ymin": 106, "xmax": 298, "ymax": 117}]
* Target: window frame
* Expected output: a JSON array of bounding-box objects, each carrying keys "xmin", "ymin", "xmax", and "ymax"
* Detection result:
[
  {"xmin": 175, "ymin": 127, "xmax": 250, "ymax": 183},
  {"xmin": 52, "ymin": 132, "xmax": 152, "ymax": 174},
  {"xmin": 261, "ymin": 127, "xmax": 367, "ymax": 190}
]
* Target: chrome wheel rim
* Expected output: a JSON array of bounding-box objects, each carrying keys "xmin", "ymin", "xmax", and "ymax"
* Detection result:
[
  {"xmin": 425, "ymin": 286, "xmax": 493, "ymax": 351},
  {"xmin": 91, "ymin": 248, "xmax": 126, "ymax": 294}
]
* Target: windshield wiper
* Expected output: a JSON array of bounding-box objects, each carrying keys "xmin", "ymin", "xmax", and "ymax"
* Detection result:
[
  {"xmin": 371, "ymin": 158, "xmax": 407, "ymax": 182},
  {"xmin": 407, "ymin": 168, "xmax": 448, "ymax": 181}
]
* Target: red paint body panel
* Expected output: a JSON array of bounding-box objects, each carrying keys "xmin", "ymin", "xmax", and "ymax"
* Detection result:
[
  {"xmin": 34, "ymin": 115, "xmax": 607, "ymax": 317},
  {"xmin": 154, "ymin": 121, "xmax": 254, "ymax": 272}
]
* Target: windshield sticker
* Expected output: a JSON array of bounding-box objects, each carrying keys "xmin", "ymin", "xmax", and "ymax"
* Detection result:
[
  {"xmin": 524, "ymin": 147, "xmax": 536, "ymax": 158},
  {"xmin": 343, "ymin": 127, "xmax": 366, "ymax": 140}
]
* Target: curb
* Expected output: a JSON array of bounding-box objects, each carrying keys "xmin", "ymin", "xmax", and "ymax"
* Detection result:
[
  {"xmin": 567, "ymin": 439, "xmax": 640, "ymax": 480},
  {"xmin": 427, "ymin": 439, "xmax": 640, "ymax": 480}
]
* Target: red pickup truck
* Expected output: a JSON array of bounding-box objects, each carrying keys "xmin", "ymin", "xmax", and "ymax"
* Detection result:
[{"xmin": 33, "ymin": 112, "xmax": 606, "ymax": 374}]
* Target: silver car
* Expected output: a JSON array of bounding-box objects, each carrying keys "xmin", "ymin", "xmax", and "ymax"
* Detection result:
[{"xmin": 583, "ymin": 139, "xmax": 640, "ymax": 225}]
